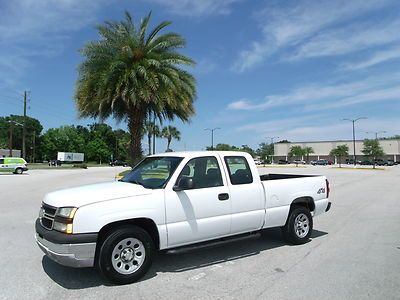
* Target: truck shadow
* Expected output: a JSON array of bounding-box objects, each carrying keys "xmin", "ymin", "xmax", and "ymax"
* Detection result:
[{"xmin": 41, "ymin": 228, "xmax": 327, "ymax": 289}]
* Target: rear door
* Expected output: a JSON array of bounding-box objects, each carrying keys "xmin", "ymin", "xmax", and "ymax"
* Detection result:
[
  {"xmin": 165, "ymin": 155, "xmax": 231, "ymax": 247},
  {"xmin": 223, "ymin": 155, "xmax": 265, "ymax": 234}
]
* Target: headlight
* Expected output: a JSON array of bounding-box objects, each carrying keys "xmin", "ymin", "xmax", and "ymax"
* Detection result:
[
  {"xmin": 53, "ymin": 221, "xmax": 73, "ymax": 234},
  {"xmin": 56, "ymin": 207, "xmax": 77, "ymax": 219},
  {"xmin": 53, "ymin": 207, "xmax": 78, "ymax": 234},
  {"xmin": 38, "ymin": 207, "xmax": 44, "ymax": 218}
]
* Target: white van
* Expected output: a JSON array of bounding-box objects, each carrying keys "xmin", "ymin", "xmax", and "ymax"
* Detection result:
[{"xmin": 0, "ymin": 157, "xmax": 28, "ymax": 174}]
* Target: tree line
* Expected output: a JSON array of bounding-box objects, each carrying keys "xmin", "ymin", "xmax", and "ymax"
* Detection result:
[{"xmin": 0, "ymin": 115, "xmax": 182, "ymax": 163}]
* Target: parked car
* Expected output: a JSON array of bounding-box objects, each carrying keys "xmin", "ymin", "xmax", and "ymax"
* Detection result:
[
  {"xmin": 292, "ymin": 159, "xmax": 306, "ymax": 165},
  {"xmin": 345, "ymin": 159, "xmax": 361, "ymax": 165},
  {"xmin": 253, "ymin": 159, "xmax": 262, "ymax": 165},
  {"xmin": 0, "ymin": 157, "xmax": 28, "ymax": 174},
  {"xmin": 374, "ymin": 159, "xmax": 386, "ymax": 166},
  {"xmin": 35, "ymin": 151, "xmax": 331, "ymax": 284},
  {"xmin": 49, "ymin": 160, "xmax": 62, "ymax": 166},
  {"xmin": 360, "ymin": 160, "xmax": 372, "ymax": 165},
  {"xmin": 386, "ymin": 159, "xmax": 395, "ymax": 166},
  {"xmin": 311, "ymin": 159, "xmax": 329, "ymax": 166},
  {"xmin": 110, "ymin": 160, "xmax": 128, "ymax": 167},
  {"xmin": 278, "ymin": 159, "xmax": 290, "ymax": 164}
]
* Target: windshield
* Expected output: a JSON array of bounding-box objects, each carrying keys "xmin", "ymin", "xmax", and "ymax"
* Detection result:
[{"xmin": 121, "ymin": 156, "xmax": 183, "ymax": 189}]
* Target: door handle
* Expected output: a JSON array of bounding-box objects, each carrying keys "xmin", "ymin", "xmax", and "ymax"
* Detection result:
[{"xmin": 218, "ymin": 193, "xmax": 229, "ymax": 201}]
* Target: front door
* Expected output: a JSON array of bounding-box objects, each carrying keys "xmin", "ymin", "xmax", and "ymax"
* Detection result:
[{"xmin": 165, "ymin": 155, "xmax": 231, "ymax": 247}]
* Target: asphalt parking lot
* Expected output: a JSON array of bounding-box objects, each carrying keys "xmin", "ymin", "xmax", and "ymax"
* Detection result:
[{"xmin": 0, "ymin": 165, "xmax": 399, "ymax": 299}]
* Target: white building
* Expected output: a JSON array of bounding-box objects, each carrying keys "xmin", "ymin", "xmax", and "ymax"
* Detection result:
[
  {"xmin": 274, "ymin": 139, "xmax": 400, "ymax": 162},
  {"xmin": 0, "ymin": 149, "xmax": 21, "ymax": 158}
]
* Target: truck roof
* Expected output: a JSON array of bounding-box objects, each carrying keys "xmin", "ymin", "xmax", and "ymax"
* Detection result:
[{"xmin": 148, "ymin": 151, "xmax": 252, "ymax": 159}]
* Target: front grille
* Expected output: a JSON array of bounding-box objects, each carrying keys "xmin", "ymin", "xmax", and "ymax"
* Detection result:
[{"xmin": 40, "ymin": 203, "xmax": 57, "ymax": 230}]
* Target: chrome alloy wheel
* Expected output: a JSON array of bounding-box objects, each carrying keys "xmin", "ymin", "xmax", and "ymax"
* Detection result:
[
  {"xmin": 111, "ymin": 238, "xmax": 145, "ymax": 275},
  {"xmin": 294, "ymin": 213, "xmax": 310, "ymax": 238}
]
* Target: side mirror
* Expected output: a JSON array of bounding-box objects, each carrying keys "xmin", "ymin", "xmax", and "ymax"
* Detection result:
[{"xmin": 173, "ymin": 177, "xmax": 194, "ymax": 191}]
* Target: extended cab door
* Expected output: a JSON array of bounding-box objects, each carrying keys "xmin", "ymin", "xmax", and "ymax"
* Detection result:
[
  {"xmin": 223, "ymin": 155, "xmax": 265, "ymax": 234},
  {"xmin": 164, "ymin": 155, "xmax": 231, "ymax": 247}
]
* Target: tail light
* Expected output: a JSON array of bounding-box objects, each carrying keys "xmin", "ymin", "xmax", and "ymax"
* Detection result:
[{"xmin": 326, "ymin": 179, "xmax": 330, "ymax": 198}]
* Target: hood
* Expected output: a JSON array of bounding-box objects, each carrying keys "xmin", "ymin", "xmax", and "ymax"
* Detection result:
[{"xmin": 43, "ymin": 181, "xmax": 153, "ymax": 208}]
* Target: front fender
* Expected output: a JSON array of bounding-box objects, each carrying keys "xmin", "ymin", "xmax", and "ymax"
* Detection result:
[{"xmin": 72, "ymin": 192, "xmax": 165, "ymax": 236}]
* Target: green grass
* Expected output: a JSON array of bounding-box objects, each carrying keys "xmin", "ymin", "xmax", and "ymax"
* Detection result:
[{"xmin": 332, "ymin": 167, "xmax": 385, "ymax": 171}]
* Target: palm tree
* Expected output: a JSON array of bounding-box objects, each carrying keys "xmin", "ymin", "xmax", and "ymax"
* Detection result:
[
  {"xmin": 143, "ymin": 119, "xmax": 160, "ymax": 155},
  {"xmin": 75, "ymin": 11, "xmax": 196, "ymax": 163},
  {"xmin": 162, "ymin": 125, "xmax": 180, "ymax": 151},
  {"xmin": 303, "ymin": 146, "xmax": 314, "ymax": 163}
]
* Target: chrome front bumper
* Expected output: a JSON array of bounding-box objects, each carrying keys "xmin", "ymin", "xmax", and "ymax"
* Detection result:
[{"xmin": 35, "ymin": 233, "xmax": 96, "ymax": 268}]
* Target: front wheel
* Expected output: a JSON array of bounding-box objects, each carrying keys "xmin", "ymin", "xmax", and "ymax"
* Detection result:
[
  {"xmin": 14, "ymin": 168, "xmax": 23, "ymax": 174},
  {"xmin": 281, "ymin": 206, "xmax": 313, "ymax": 245},
  {"xmin": 96, "ymin": 225, "xmax": 155, "ymax": 284}
]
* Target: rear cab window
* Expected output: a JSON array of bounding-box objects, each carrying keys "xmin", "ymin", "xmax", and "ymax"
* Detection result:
[{"xmin": 224, "ymin": 156, "xmax": 253, "ymax": 185}]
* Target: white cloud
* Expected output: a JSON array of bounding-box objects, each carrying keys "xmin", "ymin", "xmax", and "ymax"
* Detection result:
[
  {"xmin": 342, "ymin": 46, "xmax": 400, "ymax": 70},
  {"xmin": 236, "ymin": 117, "xmax": 400, "ymax": 142},
  {"xmin": 291, "ymin": 19, "xmax": 400, "ymax": 60},
  {"xmin": 145, "ymin": 0, "xmax": 241, "ymax": 17},
  {"xmin": 232, "ymin": 0, "xmax": 398, "ymax": 72},
  {"xmin": 227, "ymin": 72, "xmax": 400, "ymax": 111}
]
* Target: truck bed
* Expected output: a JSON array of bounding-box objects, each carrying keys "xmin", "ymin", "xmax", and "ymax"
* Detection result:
[{"xmin": 260, "ymin": 173, "xmax": 317, "ymax": 181}]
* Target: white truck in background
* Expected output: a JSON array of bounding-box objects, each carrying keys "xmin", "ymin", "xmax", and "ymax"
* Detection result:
[
  {"xmin": 35, "ymin": 151, "xmax": 331, "ymax": 284},
  {"xmin": 57, "ymin": 152, "xmax": 84, "ymax": 163}
]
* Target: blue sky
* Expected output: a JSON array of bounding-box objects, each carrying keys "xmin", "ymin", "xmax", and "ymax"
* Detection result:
[{"xmin": 1, "ymin": 0, "xmax": 400, "ymax": 151}]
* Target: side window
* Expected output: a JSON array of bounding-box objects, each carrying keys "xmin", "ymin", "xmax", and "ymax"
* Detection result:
[
  {"xmin": 177, "ymin": 156, "xmax": 223, "ymax": 189},
  {"xmin": 224, "ymin": 156, "xmax": 253, "ymax": 185},
  {"xmin": 0, "ymin": 159, "xmax": 3, "ymax": 164}
]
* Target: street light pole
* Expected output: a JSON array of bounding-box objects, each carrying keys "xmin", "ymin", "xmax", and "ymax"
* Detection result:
[
  {"xmin": 204, "ymin": 127, "xmax": 220, "ymax": 150},
  {"xmin": 266, "ymin": 136, "xmax": 279, "ymax": 164},
  {"xmin": 366, "ymin": 131, "xmax": 387, "ymax": 140},
  {"xmin": 342, "ymin": 117, "xmax": 367, "ymax": 166}
]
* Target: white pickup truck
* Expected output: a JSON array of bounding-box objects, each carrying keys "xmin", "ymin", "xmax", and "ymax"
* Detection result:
[{"xmin": 35, "ymin": 151, "xmax": 331, "ymax": 284}]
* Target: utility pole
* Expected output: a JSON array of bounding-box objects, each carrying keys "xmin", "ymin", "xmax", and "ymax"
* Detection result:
[
  {"xmin": 7, "ymin": 120, "xmax": 22, "ymax": 157},
  {"xmin": 32, "ymin": 130, "xmax": 36, "ymax": 163},
  {"xmin": 343, "ymin": 117, "xmax": 367, "ymax": 166},
  {"xmin": 204, "ymin": 127, "xmax": 220, "ymax": 150},
  {"xmin": 9, "ymin": 121, "xmax": 13, "ymax": 157},
  {"xmin": 22, "ymin": 91, "xmax": 28, "ymax": 159}
]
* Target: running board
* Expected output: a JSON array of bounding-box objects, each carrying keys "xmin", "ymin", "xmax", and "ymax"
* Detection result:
[{"xmin": 166, "ymin": 232, "xmax": 261, "ymax": 255}]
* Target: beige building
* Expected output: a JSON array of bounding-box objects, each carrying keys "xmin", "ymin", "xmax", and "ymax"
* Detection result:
[{"xmin": 274, "ymin": 139, "xmax": 400, "ymax": 162}]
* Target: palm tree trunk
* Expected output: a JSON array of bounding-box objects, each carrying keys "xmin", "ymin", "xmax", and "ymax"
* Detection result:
[
  {"xmin": 167, "ymin": 137, "xmax": 171, "ymax": 150},
  {"xmin": 128, "ymin": 110, "xmax": 145, "ymax": 164},
  {"xmin": 148, "ymin": 133, "xmax": 151, "ymax": 155}
]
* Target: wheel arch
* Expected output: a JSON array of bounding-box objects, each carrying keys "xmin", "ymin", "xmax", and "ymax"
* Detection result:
[
  {"xmin": 290, "ymin": 196, "xmax": 315, "ymax": 212},
  {"xmin": 97, "ymin": 218, "xmax": 160, "ymax": 250}
]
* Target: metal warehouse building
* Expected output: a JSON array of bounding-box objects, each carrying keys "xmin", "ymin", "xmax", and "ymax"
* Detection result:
[{"xmin": 274, "ymin": 139, "xmax": 400, "ymax": 163}]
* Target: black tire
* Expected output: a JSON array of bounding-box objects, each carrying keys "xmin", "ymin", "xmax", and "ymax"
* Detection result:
[
  {"xmin": 96, "ymin": 225, "xmax": 155, "ymax": 285},
  {"xmin": 281, "ymin": 206, "xmax": 313, "ymax": 245},
  {"xmin": 14, "ymin": 168, "xmax": 23, "ymax": 175}
]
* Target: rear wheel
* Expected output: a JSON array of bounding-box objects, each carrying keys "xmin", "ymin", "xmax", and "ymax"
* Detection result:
[
  {"xmin": 96, "ymin": 225, "xmax": 155, "ymax": 285},
  {"xmin": 281, "ymin": 206, "xmax": 313, "ymax": 245}
]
